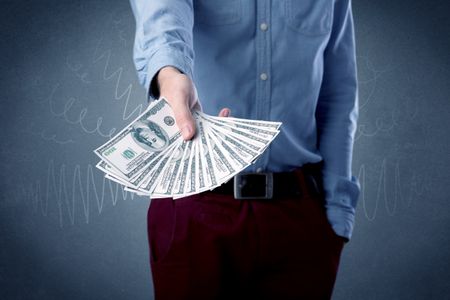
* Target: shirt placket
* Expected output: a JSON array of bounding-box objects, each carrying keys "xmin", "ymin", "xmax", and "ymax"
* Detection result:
[{"xmin": 254, "ymin": 0, "xmax": 272, "ymax": 172}]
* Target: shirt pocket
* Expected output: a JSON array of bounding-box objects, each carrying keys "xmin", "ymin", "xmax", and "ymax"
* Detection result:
[
  {"xmin": 283, "ymin": 0, "xmax": 333, "ymax": 36},
  {"xmin": 194, "ymin": 0, "xmax": 242, "ymax": 26}
]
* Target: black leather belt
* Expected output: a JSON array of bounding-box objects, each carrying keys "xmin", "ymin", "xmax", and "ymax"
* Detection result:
[{"xmin": 209, "ymin": 161, "xmax": 324, "ymax": 200}]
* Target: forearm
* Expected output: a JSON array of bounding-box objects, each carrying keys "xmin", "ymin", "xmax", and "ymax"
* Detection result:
[
  {"xmin": 130, "ymin": 0, "xmax": 194, "ymax": 100},
  {"xmin": 316, "ymin": 0, "xmax": 361, "ymax": 239}
]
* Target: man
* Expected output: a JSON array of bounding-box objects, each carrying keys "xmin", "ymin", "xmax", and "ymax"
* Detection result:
[{"xmin": 130, "ymin": 0, "xmax": 361, "ymax": 299}]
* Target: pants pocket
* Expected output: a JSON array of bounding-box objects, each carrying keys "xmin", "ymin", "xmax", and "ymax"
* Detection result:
[
  {"xmin": 147, "ymin": 198, "xmax": 178, "ymax": 264},
  {"xmin": 307, "ymin": 190, "xmax": 349, "ymax": 246}
]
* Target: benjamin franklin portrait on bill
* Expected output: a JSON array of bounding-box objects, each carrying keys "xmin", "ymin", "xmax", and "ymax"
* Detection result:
[{"xmin": 131, "ymin": 120, "xmax": 169, "ymax": 152}]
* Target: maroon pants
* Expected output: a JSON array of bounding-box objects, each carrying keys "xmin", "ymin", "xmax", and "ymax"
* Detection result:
[{"xmin": 147, "ymin": 169, "xmax": 347, "ymax": 300}]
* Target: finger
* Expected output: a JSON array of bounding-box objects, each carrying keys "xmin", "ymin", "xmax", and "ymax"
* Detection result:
[
  {"xmin": 191, "ymin": 101, "xmax": 202, "ymax": 112},
  {"xmin": 218, "ymin": 108, "xmax": 231, "ymax": 118},
  {"xmin": 170, "ymin": 98, "xmax": 196, "ymax": 140}
]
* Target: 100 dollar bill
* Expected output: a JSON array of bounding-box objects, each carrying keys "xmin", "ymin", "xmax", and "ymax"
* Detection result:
[{"xmin": 94, "ymin": 98, "xmax": 181, "ymax": 181}]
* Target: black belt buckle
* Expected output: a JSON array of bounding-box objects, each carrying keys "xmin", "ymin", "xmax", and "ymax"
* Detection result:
[{"xmin": 233, "ymin": 173, "xmax": 274, "ymax": 200}]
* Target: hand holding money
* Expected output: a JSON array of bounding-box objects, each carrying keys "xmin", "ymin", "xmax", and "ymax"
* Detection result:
[
  {"xmin": 94, "ymin": 97, "xmax": 281, "ymax": 199},
  {"xmin": 157, "ymin": 66, "xmax": 202, "ymax": 140}
]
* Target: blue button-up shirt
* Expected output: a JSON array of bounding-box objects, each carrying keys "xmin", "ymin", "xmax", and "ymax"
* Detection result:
[{"xmin": 130, "ymin": 0, "xmax": 361, "ymax": 240}]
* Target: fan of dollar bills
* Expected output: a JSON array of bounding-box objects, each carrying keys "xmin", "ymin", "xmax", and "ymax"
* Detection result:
[{"xmin": 94, "ymin": 97, "xmax": 281, "ymax": 199}]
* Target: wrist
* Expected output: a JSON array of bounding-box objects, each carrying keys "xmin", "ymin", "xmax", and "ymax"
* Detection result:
[{"xmin": 157, "ymin": 66, "xmax": 182, "ymax": 88}]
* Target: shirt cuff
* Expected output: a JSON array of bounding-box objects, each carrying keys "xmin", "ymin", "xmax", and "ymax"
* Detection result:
[
  {"xmin": 143, "ymin": 48, "xmax": 194, "ymax": 102},
  {"xmin": 326, "ymin": 205, "xmax": 355, "ymax": 240},
  {"xmin": 321, "ymin": 171, "xmax": 361, "ymax": 240}
]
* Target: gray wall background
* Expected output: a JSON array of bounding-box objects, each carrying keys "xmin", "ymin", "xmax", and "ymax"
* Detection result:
[{"xmin": 0, "ymin": 0, "xmax": 449, "ymax": 299}]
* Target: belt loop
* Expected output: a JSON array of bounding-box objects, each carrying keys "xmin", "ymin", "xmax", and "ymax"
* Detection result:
[
  {"xmin": 294, "ymin": 167, "xmax": 314, "ymax": 199},
  {"xmin": 295, "ymin": 162, "xmax": 324, "ymax": 199}
]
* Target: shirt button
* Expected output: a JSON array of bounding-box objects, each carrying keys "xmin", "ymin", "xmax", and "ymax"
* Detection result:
[
  {"xmin": 260, "ymin": 22, "xmax": 269, "ymax": 31},
  {"xmin": 256, "ymin": 167, "xmax": 263, "ymax": 173},
  {"xmin": 260, "ymin": 73, "xmax": 268, "ymax": 81}
]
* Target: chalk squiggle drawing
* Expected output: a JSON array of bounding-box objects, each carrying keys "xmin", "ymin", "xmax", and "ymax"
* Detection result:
[
  {"xmin": 359, "ymin": 158, "xmax": 429, "ymax": 221},
  {"xmin": 16, "ymin": 157, "xmax": 430, "ymax": 227},
  {"xmin": 27, "ymin": 129, "xmax": 75, "ymax": 145},
  {"xmin": 18, "ymin": 160, "xmax": 145, "ymax": 227},
  {"xmin": 357, "ymin": 55, "xmax": 399, "ymax": 111},
  {"xmin": 30, "ymin": 12, "xmax": 144, "ymax": 142},
  {"xmin": 92, "ymin": 37, "xmax": 144, "ymax": 122}
]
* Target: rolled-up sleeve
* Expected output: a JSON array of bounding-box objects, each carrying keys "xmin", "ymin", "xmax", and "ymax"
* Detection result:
[
  {"xmin": 130, "ymin": 0, "xmax": 194, "ymax": 100},
  {"xmin": 316, "ymin": 0, "xmax": 361, "ymax": 240}
]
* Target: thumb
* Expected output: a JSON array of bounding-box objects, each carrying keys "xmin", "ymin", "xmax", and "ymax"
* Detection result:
[
  {"xmin": 218, "ymin": 108, "xmax": 231, "ymax": 117},
  {"xmin": 171, "ymin": 99, "xmax": 196, "ymax": 140}
]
